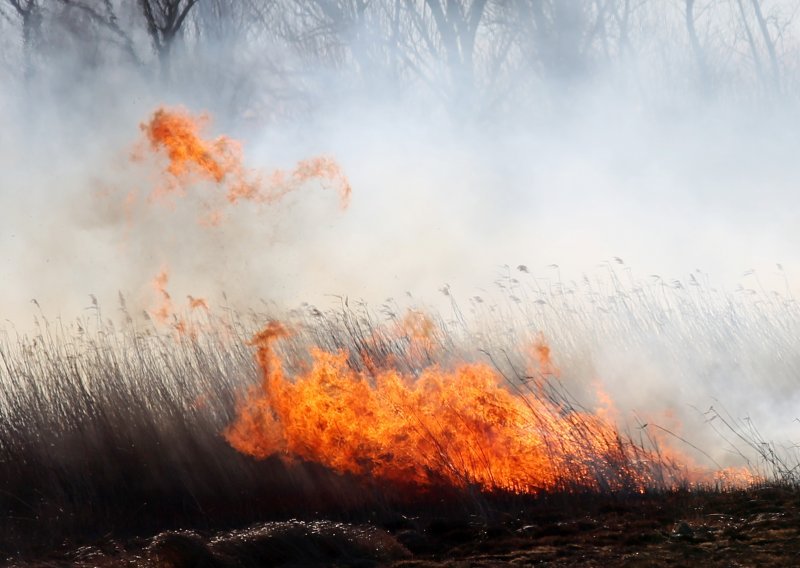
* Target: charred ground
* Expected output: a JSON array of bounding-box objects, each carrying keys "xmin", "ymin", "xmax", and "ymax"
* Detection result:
[{"xmin": 9, "ymin": 485, "xmax": 800, "ymax": 566}]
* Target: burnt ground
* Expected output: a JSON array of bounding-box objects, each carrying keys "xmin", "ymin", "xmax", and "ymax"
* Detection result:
[{"xmin": 7, "ymin": 485, "xmax": 800, "ymax": 567}]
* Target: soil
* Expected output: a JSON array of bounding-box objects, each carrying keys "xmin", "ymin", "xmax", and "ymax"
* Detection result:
[{"xmin": 7, "ymin": 485, "xmax": 800, "ymax": 567}]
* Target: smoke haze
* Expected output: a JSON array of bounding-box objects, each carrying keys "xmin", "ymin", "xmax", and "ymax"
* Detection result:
[{"xmin": 2, "ymin": 0, "xmax": 800, "ymax": 466}]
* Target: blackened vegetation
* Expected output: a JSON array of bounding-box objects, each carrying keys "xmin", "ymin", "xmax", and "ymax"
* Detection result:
[{"xmin": 11, "ymin": 486, "xmax": 800, "ymax": 566}]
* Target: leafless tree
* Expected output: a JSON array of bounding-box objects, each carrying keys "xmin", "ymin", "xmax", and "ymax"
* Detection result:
[
  {"xmin": 186, "ymin": 0, "xmax": 293, "ymax": 119},
  {"xmin": 373, "ymin": 0, "xmax": 501, "ymax": 112},
  {"xmin": 512, "ymin": 1, "xmax": 599, "ymax": 86},
  {"xmin": 4, "ymin": 0, "xmax": 43, "ymax": 82},
  {"xmin": 745, "ymin": 0, "xmax": 780, "ymax": 92},
  {"xmin": 422, "ymin": 0, "xmax": 488, "ymax": 92},
  {"xmin": 685, "ymin": 0, "xmax": 714, "ymax": 93},
  {"xmin": 56, "ymin": 0, "xmax": 140, "ymax": 65},
  {"xmin": 138, "ymin": 0, "xmax": 199, "ymax": 78},
  {"xmin": 1, "ymin": 0, "xmax": 799, "ymax": 117}
]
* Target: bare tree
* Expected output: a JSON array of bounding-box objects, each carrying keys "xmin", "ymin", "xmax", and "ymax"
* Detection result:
[
  {"xmin": 685, "ymin": 0, "xmax": 713, "ymax": 93},
  {"xmin": 513, "ymin": 1, "xmax": 599, "ymax": 87},
  {"xmin": 1, "ymin": 0, "xmax": 797, "ymax": 118},
  {"xmin": 607, "ymin": 0, "xmax": 633, "ymax": 58},
  {"xmin": 187, "ymin": 0, "xmax": 291, "ymax": 119},
  {"xmin": 4, "ymin": 0, "xmax": 43, "ymax": 82},
  {"xmin": 422, "ymin": 0, "xmax": 488, "ymax": 93},
  {"xmin": 377, "ymin": 0, "xmax": 499, "ymax": 112},
  {"xmin": 749, "ymin": 0, "xmax": 780, "ymax": 91},
  {"xmin": 138, "ymin": 0, "xmax": 199, "ymax": 78},
  {"xmin": 57, "ymin": 0, "xmax": 140, "ymax": 65}
]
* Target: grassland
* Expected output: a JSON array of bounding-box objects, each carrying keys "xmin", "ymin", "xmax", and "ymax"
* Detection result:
[{"xmin": 2, "ymin": 268, "xmax": 799, "ymax": 564}]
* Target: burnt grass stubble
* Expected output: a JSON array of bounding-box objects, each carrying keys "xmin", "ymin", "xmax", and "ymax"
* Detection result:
[{"xmin": 2, "ymin": 298, "xmax": 800, "ymax": 566}]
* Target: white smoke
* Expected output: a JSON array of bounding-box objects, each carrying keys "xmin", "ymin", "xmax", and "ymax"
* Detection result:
[{"xmin": 1, "ymin": 0, "xmax": 800, "ymax": 468}]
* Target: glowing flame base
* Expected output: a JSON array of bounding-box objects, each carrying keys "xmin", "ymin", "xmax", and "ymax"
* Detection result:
[{"xmin": 224, "ymin": 322, "xmax": 724, "ymax": 495}]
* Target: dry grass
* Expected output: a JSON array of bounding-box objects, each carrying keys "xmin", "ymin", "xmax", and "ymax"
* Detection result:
[{"xmin": 1, "ymin": 268, "xmax": 798, "ymax": 558}]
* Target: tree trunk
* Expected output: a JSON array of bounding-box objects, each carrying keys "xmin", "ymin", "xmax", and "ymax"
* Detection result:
[
  {"xmin": 685, "ymin": 0, "xmax": 712, "ymax": 93},
  {"xmin": 749, "ymin": 0, "xmax": 780, "ymax": 92}
]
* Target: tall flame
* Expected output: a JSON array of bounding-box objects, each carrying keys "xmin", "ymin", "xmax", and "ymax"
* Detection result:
[{"xmin": 224, "ymin": 323, "xmax": 710, "ymax": 494}]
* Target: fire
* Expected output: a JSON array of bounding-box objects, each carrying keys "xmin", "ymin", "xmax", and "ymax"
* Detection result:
[
  {"xmin": 290, "ymin": 156, "xmax": 352, "ymax": 209},
  {"xmin": 136, "ymin": 107, "xmax": 351, "ymax": 223},
  {"xmin": 150, "ymin": 268, "xmax": 172, "ymax": 325},
  {"xmin": 141, "ymin": 108, "xmax": 236, "ymax": 188},
  {"xmin": 128, "ymin": 108, "xmax": 756, "ymax": 495},
  {"xmin": 187, "ymin": 295, "xmax": 209, "ymax": 311},
  {"xmin": 128, "ymin": 105, "xmax": 352, "ymax": 332},
  {"xmin": 396, "ymin": 309, "xmax": 438, "ymax": 367},
  {"xmin": 223, "ymin": 322, "xmax": 726, "ymax": 495},
  {"xmin": 148, "ymin": 268, "xmax": 209, "ymax": 338},
  {"xmin": 400, "ymin": 310, "xmax": 435, "ymax": 344}
]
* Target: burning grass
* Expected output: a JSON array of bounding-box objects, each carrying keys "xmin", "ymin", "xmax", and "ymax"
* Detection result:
[
  {"xmin": 226, "ymin": 321, "xmax": 683, "ymax": 495},
  {"xmin": 1, "ymin": 279, "xmax": 795, "ymax": 560},
  {"xmin": 2, "ymin": 105, "xmax": 798, "ymax": 556}
]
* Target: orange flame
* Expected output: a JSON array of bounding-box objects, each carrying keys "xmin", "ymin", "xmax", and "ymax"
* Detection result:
[
  {"xmin": 400, "ymin": 310, "xmax": 435, "ymax": 344},
  {"xmin": 224, "ymin": 323, "xmax": 733, "ymax": 494},
  {"xmin": 397, "ymin": 309, "xmax": 437, "ymax": 367},
  {"xmin": 148, "ymin": 269, "xmax": 210, "ymax": 337},
  {"xmin": 150, "ymin": 268, "xmax": 172, "ymax": 324},
  {"xmin": 531, "ymin": 334, "xmax": 559, "ymax": 378},
  {"xmin": 187, "ymin": 295, "xmax": 209, "ymax": 311},
  {"xmin": 136, "ymin": 107, "xmax": 351, "ymax": 223}
]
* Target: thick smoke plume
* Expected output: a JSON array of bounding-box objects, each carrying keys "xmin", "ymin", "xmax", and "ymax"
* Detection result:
[{"xmin": 2, "ymin": 0, "xmax": 800, "ymax": 468}]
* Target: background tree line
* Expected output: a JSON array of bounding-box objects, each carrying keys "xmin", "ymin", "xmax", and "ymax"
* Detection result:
[{"xmin": 1, "ymin": 0, "xmax": 798, "ymax": 124}]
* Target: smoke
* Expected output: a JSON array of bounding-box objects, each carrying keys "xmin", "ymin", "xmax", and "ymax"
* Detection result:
[{"xmin": 2, "ymin": 0, "xmax": 800, "ymax": 467}]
